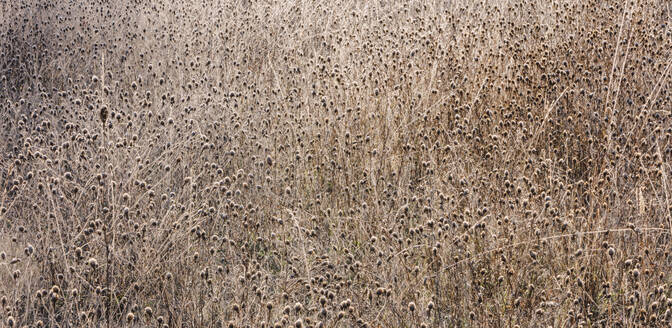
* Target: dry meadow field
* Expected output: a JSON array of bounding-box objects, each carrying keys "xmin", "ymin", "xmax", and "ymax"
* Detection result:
[{"xmin": 2, "ymin": 0, "xmax": 672, "ymax": 327}]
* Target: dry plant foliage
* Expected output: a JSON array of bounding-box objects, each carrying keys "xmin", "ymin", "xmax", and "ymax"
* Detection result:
[{"xmin": 1, "ymin": 0, "xmax": 672, "ymax": 327}]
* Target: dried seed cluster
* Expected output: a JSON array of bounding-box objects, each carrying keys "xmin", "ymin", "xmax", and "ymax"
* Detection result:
[{"xmin": 1, "ymin": 0, "xmax": 672, "ymax": 327}]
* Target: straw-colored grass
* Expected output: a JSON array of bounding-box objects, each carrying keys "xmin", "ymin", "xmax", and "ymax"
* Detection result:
[{"xmin": 1, "ymin": 0, "xmax": 672, "ymax": 326}]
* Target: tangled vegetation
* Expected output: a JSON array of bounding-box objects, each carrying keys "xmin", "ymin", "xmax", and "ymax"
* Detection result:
[{"xmin": 2, "ymin": 0, "xmax": 672, "ymax": 327}]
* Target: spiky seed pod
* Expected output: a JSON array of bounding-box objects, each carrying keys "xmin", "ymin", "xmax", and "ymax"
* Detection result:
[
  {"xmin": 100, "ymin": 106, "xmax": 108, "ymax": 126},
  {"xmin": 87, "ymin": 258, "xmax": 98, "ymax": 269}
]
